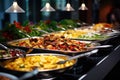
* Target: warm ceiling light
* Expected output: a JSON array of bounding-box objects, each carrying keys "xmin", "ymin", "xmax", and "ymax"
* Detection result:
[
  {"xmin": 40, "ymin": 2, "xmax": 55, "ymax": 12},
  {"xmin": 5, "ymin": 0, "xmax": 25, "ymax": 13},
  {"xmin": 64, "ymin": 3, "xmax": 75, "ymax": 11},
  {"xmin": 79, "ymin": 3, "xmax": 88, "ymax": 10}
]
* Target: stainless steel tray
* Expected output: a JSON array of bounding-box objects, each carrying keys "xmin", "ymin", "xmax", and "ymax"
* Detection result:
[{"xmin": 6, "ymin": 37, "xmax": 100, "ymax": 55}]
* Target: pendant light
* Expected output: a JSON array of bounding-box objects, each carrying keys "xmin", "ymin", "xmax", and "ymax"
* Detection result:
[
  {"xmin": 64, "ymin": 0, "xmax": 75, "ymax": 11},
  {"xmin": 40, "ymin": 2, "xmax": 55, "ymax": 12},
  {"xmin": 79, "ymin": 0, "xmax": 88, "ymax": 10},
  {"xmin": 5, "ymin": 0, "xmax": 25, "ymax": 13}
]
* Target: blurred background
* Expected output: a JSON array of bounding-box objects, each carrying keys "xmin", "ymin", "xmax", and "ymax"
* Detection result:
[{"xmin": 0, "ymin": 0, "xmax": 120, "ymax": 29}]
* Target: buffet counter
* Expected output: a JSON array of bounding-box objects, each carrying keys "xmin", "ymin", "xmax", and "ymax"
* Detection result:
[
  {"xmin": 79, "ymin": 43, "xmax": 120, "ymax": 80},
  {"xmin": 0, "ymin": 22, "xmax": 120, "ymax": 80},
  {"xmin": 0, "ymin": 35, "xmax": 120, "ymax": 80}
]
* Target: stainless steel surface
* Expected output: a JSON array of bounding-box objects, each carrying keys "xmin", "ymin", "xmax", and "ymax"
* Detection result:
[
  {"xmin": 0, "ymin": 53, "xmax": 77, "ymax": 79},
  {"xmin": 7, "ymin": 37, "xmax": 100, "ymax": 54},
  {"xmin": 87, "ymin": 45, "xmax": 112, "ymax": 49}
]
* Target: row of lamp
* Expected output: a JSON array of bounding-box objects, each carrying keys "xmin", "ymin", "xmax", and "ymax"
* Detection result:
[{"xmin": 5, "ymin": 0, "xmax": 88, "ymax": 13}]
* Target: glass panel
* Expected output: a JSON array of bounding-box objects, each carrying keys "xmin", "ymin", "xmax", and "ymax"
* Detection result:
[
  {"xmin": 56, "ymin": 0, "xmax": 66, "ymax": 10},
  {"xmin": 41, "ymin": 0, "xmax": 50, "ymax": 20}
]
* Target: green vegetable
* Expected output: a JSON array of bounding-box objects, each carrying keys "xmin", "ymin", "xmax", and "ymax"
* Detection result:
[{"xmin": 78, "ymin": 33, "xmax": 108, "ymax": 40}]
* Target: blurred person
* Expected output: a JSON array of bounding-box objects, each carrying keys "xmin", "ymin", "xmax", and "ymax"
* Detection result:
[{"xmin": 107, "ymin": 8, "xmax": 120, "ymax": 30}]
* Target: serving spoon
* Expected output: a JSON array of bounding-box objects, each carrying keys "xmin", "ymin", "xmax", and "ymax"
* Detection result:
[{"xmin": 57, "ymin": 49, "xmax": 98, "ymax": 64}]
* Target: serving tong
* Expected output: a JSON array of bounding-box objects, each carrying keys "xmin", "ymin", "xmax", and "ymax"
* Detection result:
[
  {"xmin": 0, "ymin": 43, "xmax": 26, "ymax": 59},
  {"xmin": 86, "ymin": 45, "xmax": 112, "ymax": 49}
]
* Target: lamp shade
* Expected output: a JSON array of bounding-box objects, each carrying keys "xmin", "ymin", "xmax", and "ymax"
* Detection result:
[
  {"xmin": 40, "ymin": 2, "xmax": 55, "ymax": 12},
  {"xmin": 79, "ymin": 3, "xmax": 88, "ymax": 10},
  {"xmin": 5, "ymin": 1, "xmax": 25, "ymax": 13},
  {"xmin": 64, "ymin": 3, "xmax": 75, "ymax": 11}
]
